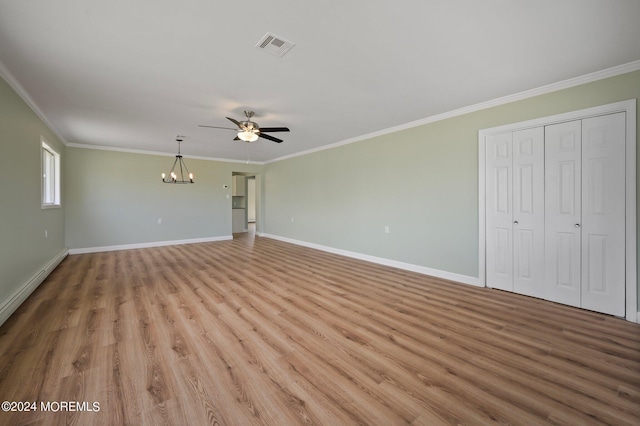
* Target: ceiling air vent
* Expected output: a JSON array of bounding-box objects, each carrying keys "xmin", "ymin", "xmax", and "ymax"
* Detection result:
[{"xmin": 255, "ymin": 32, "xmax": 295, "ymax": 57}]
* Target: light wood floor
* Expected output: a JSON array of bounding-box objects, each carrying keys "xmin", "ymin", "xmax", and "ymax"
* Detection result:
[{"xmin": 1, "ymin": 232, "xmax": 639, "ymax": 425}]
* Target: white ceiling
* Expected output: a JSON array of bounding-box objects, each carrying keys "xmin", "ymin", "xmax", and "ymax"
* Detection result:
[{"xmin": 1, "ymin": 0, "xmax": 639, "ymax": 163}]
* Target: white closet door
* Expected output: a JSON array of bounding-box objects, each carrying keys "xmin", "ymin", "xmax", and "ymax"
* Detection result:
[
  {"xmin": 485, "ymin": 132, "xmax": 513, "ymax": 291},
  {"xmin": 580, "ymin": 113, "xmax": 626, "ymax": 316},
  {"xmin": 545, "ymin": 120, "xmax": 582, "ymax": 308},
  {"xmin": 512, "ymin": 127, "xmax": 545, "ymax": 298}
]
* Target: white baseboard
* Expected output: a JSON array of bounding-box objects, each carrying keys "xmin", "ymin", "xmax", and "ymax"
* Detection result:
[
  {"xmin": 68, "ymin": 235, "xmax": 233, "ymax": 255},
  {"xmin": 261, "ymin": 234, "xmax": 481, "ymax": 287},
  {"xmin": 0, "ymin": 247, "xmax": 69, "ymax": 327}
]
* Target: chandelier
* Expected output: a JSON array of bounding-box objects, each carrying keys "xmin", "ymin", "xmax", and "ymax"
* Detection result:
[{"xmin": 162, "ymin": 136, "xmax": 194, "ymax": 184}]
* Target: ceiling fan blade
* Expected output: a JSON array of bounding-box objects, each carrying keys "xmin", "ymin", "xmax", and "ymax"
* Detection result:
[
  {"xmin": 226, "ymin": 116, "xmax": 244, "ymax": 129},
  {"xmin": 258, "ymin": 127, "xmax": 290, "ymax": 133},
  {"xmin": 233, "ymin": 136, "xmax": 241, "ymax": 141},
  {"xmin": 198, "ymin": 125, "xmax": 237, "ymax": 130},
  {"xmin": 258, "ymin": 133, "xmax": 283, "ymax": 143}
]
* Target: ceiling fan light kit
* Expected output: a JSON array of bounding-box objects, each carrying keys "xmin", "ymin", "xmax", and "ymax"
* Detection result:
[
  {"xmin": 162, "ymin": 136, "xmax": 194, "ymax": 184},
  {"xmin": 238, "ymin": 130, "xmax": 259, "ymax": 142}
]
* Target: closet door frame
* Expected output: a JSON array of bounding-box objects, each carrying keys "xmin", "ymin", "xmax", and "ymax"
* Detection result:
[{"xmin": 478, "ymin": 99, "xmax": 637, "ymax": 322}]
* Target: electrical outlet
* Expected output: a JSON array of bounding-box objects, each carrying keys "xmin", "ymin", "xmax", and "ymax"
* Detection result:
[
  {"xmin": 291, "ymin": 217, "xmax": 295, "ymax": 223},
  {"xmin": 44, "ymin": 229, "xmax": 48, "ymax": 238},
  {"xmin": 384, "ymin": 226, "xmax": 390, "ymax": 234},
  {"xmin": 157, "ymin": 218, "xmax": 162, "ymax": 225}
]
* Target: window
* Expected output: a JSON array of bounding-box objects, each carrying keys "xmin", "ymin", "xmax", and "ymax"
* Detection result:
[{"xmin": 41, "ymin": 137, "xmax": 61, "ymax": 208}]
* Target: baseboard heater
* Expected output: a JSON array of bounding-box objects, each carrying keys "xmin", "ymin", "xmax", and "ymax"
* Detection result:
[{"xmin": 0, "ymin": 248, "xmax": 68, "ymax": 327}]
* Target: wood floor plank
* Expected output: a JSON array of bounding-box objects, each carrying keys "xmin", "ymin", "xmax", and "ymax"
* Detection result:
[{"xmin": 1, "ymin": 231, "xmax": 639, "ymax": 425}]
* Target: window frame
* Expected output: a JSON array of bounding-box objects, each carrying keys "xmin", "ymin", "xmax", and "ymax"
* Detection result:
[{"xmin": 41, "ymin": 137, "xmax": 61, "ymax": 209}]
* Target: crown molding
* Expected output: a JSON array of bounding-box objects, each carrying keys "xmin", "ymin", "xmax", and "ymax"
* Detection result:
[
  {"xmin": 267, "ymin": 60, "xmax": 640, "ymax": 164},
  {"xmin": 0, "ymin": 59, "xmax": 70, "ymax": 146},
  {"xmin": 3, "ymin": 54, "xmax": 638, "ymax": 165}
]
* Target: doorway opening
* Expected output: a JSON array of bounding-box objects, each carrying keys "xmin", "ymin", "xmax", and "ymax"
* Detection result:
[{"xmin": 231, "ymin": 172, "xmax": 260, "ymax": 240}]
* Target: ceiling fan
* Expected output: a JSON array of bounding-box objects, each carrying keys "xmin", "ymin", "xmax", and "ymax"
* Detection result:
[{"xmin": 199, "ymin": 110, "xmax": 290, "ymax": 143}]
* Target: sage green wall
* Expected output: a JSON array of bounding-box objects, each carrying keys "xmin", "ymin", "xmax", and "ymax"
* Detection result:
[
  {"xmin": 65, "ymin": 147, "xmax": 263, "ymax": 249},
  {"xmin": 264, "ymin": 71, "xmax": 640, "ymax": 290},
  {"xmin": 0, "ymin": 76, "xmax": 66, "ymax": 301},
  {"xmin": 3, "ymin": 67, "xmax": 639, "ymax": 316}
]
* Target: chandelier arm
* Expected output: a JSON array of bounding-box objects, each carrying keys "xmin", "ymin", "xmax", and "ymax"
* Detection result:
[
  {"xmin": 181, "ymin": 158, "xmax": 193, "ymax": 182},
  {"xmin": 162, "ymin": 156, "xmax": 179, "ymax": 182}
]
